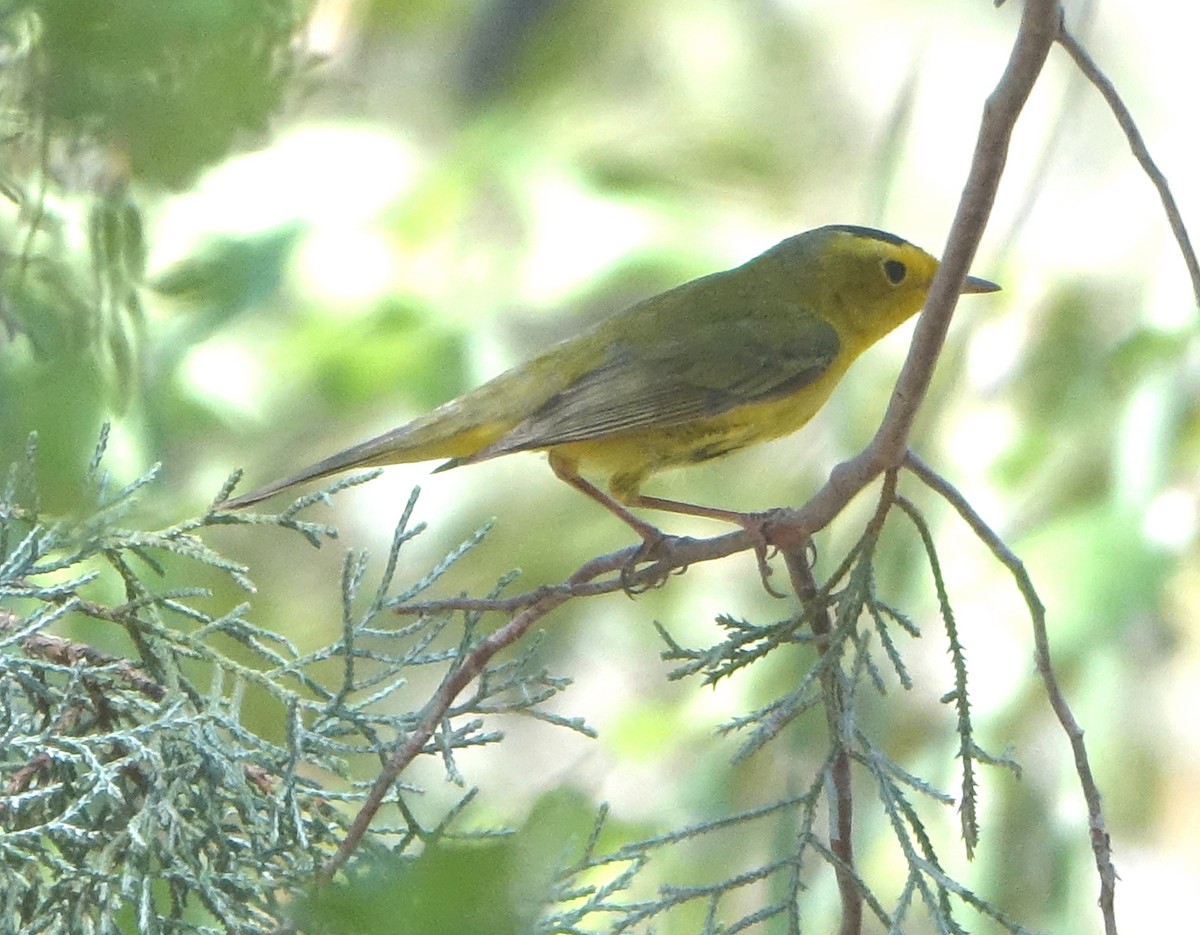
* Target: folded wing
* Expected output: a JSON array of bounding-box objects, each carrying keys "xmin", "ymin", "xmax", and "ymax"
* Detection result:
[{"xmin": 463, "ymin": 307, "xmax": 841, "ymax": 459}]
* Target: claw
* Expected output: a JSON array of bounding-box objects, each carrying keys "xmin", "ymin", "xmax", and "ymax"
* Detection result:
[
  {"xmin": 735, "ymin": 510, "xmax": 787, "ymax": 598},
  {"xmin": 753, "ymin": 542, "xmax": 787, "ymax": 599},
  {"xmin": 619, "ymin": 533, "xmax": 688, "ymax": 596}
]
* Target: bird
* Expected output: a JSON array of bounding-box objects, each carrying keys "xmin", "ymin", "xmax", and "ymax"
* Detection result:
[{"xmin": 219, "ymin": 224, "xmax": 999, "ymax": 542}]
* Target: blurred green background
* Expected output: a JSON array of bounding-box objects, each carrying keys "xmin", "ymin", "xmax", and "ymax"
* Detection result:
[{"xmin": 2, "ymin": 0, "xmax": 1197, "ymax": 931}]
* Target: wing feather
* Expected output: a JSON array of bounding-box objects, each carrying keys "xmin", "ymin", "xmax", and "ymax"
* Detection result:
[{"xmin": 473, "ymin": 309, "xmax": 840, "ymax": 457}]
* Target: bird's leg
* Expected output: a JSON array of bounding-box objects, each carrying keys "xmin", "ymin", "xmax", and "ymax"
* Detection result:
[
  {"xmin": 625, "ymin": 492, "xmax": 809, "ymax": 547},
  {"xmin": 548, "ymin": 455, "xmax": 682, "ymax": 593},
  {"xmin": 626, "ymin": 494, "xmax": 772, "ymax": 527},
  {"xmin": 549, "ymin": 454, "xmax": 664, "ymax": 542}
]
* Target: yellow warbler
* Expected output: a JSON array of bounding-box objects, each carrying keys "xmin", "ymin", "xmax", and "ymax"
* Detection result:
[{"xmin": 222, "ymin": 225, "xmax": 998, "ymax": 535}]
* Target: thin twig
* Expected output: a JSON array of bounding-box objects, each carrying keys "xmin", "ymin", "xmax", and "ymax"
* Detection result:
[
  {"xmin": 395, "ymin": 587, "xmax": 560, "ymax": 615},
  {"xmin": 395, "ymin": 529, "xmax": 772, "ymax": 616},
  {"xmin": 869, "ymin": 0, "xmax": 1060, "ymax": 462},
  {"xmin": 1056, "ymin": 18, "xmax": 1200, "ymax": 308},
  {"xmin": 782, "ymin": 548, "xmax": 861, "ymax": 935},
  {"xmin": 322, "ymin": 546, "xmax": 644, "ymax": 882},
  {"xmin": 16, "ymin": 629, "xmax": 166, "ymax": 701},
  {"xmin": 904, "ymin": 450, "xmax": 1118, "ymax": 935}
]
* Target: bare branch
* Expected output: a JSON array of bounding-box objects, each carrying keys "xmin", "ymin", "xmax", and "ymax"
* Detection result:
[
  {"xmin": 783, "ymin": 547, "xmax": 862, "ymax": 935},
  {"xmin": 322, "ymin": 544, "xmax": 670, "ymax": 881},
  {"xmin": 904, "ymin": 451, "xmax": 1118, "ymax": 935},
  {"xmin": 15, "ymin": 628, "xmax": 166, "ymax": 701},
  {"xmin": 1056, "ymin": 20, "xmax": 1200, "ymax": 308},
  {"xmin": 870, "ymin": 0, "xmax": 1060, "ymax": 462},
  {"xmin": 393, "ymin": 528, "xmax": 775, "ymax": 616},
  {"xmin": 773, "ymin": 0, "xmax": 1063, "ymax": 541}
]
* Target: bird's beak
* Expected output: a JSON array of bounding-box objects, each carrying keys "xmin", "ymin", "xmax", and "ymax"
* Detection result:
[{"xmin": 962, "ymin": 274, "xmax": 1001, "ymax": 294}]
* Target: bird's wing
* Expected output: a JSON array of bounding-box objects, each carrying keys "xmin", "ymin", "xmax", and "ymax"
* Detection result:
[{"xmin": 476, "ymin": 308, "xmax": 840, "ymax": 456}]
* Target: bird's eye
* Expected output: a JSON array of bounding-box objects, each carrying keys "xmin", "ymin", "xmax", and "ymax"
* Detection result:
[{"xmin": 883, "ymin": 259, "xmax": 907, "ymax": 284}]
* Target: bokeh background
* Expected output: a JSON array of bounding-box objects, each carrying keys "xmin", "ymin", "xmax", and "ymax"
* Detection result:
[{"xmin": 1, "ymin": 0, "xmax": 1197, "ymax": 931}]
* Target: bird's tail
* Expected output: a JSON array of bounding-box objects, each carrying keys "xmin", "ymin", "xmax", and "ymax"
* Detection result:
[
  {"xmin": 217, "ymin": 411, "xmax": 511, "ymax": 510},
  {"xmin": 217, "ymin": 424, "xmax": 435, "ymax": 510}
]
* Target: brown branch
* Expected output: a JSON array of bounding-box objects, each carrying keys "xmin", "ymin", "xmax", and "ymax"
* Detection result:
[
  {"xmin": 322, "ymin": 545, "xmax": 654, "ymax": 882},
  {"xmin": 783, "ymin": 547, "xmax": 861, "ymax": 935},
  {"xmin": 18, "ymin": 630, "xmax": 166, "ymax": 702},
  {"xmin": 868, "ymin": 0, "xmax": 1059, "ymax": 462},
  {"xmin": 766, "ymin": 0, "xmax": 1062, "ymax": 543},
  {"xmin": 394, "ymin": 528, "xmax": 776, "ymax": 616},
  {"xmin": 1, "ymin": 606, "xmax": 166, "ymax": 701},
  {"xmin": 1056, "ymin": 19, "xmax": 1200, "ymax": 308},
  {"xmin": 904, "ymin": 451, "xmax": 1118, "ymax": 935}
]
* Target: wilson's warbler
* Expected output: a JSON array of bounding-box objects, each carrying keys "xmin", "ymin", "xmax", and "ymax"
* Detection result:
[{"xmin": 221, "ymin": 225, "xmax": 998, "ymax": 536}]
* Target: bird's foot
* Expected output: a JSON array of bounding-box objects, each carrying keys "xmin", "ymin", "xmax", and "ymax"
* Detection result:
[
  {"xmin": 619, "ymin": 531, "xmax": 690, "ymax": 596},
  {"xmin": 734, "ymin": 508, "xmax": 814, "ymax": 599}
]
